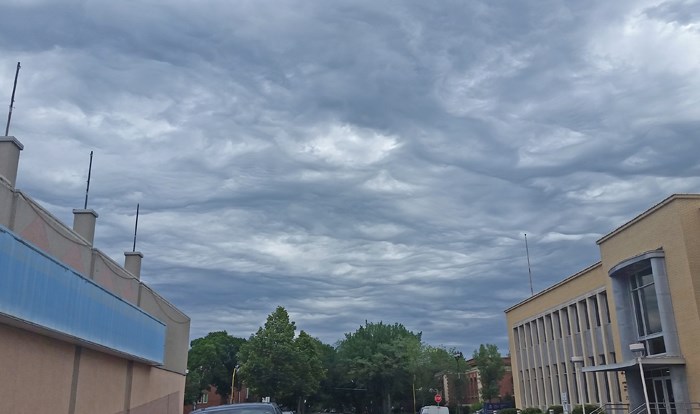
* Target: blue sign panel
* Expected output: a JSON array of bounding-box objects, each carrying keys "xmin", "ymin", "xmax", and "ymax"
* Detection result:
[{"xmin": 0, "ymin": 226, "xmax": 165, "ymax": 364}]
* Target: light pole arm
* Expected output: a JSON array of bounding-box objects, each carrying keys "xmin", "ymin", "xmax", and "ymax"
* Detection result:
[
  {"xmin": 638, "ymin": 357, "xmax": 651, "ymax": 414},
  {"xmin": 230, "ymin": 366, "xmax": 240, "ymax": 404}
]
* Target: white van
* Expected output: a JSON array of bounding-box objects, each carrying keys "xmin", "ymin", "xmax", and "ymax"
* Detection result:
[{"xmin": 420, "ymin": 406, "xmax": 450, "ymax": 414}]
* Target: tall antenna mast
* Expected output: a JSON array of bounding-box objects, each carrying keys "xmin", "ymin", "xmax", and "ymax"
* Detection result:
[
  {"xmin": 132, "ymin": 203, "xmax": 140, "ymax": 252},
  {"xmin": 5, "ymin": 62, "xmax": 21, "ymax": 136},
  {"xmin": 525, "ymin": 233, "xmax": 534, "ymax": 296},
  {"xmin": 83, "ymin": 151, "xmax": 93, "ymax": 209}
]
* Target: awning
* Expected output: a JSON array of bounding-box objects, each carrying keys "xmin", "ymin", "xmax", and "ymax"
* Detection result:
[{"xmin": 582, "ymin": 356, "xmax": 686, "ymax": 373}]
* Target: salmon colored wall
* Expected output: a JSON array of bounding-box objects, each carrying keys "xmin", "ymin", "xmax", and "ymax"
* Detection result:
[
  {"xmin": 74, "ymin": 348, "xmax": 129, "ymax": 414},
  {"xmin": 0, "ymin": 323, "xmax": 74, "ymax": 414},
  {"xmin": 130, "ymin": 363, "xmax": 185, "ymax": 414}
]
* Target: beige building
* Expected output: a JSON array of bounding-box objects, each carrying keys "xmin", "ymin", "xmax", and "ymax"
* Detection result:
[
  {"xmin": 505, "ymin": 194, "xmax": 700, "ymax": 412},
  {"xmin": 0, "ymin": 136, "xmax": 190, "ymax": 414}
]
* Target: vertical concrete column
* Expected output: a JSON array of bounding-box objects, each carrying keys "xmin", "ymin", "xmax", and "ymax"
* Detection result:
[
  {"xmin": 72, "ymin": 209, "xmax": 98, "ymax": 244},
  {"xmin": 0, "ymin": 136, "xmax": 23, "ymax": 187},
  {"xmin": 124, "ymin": 251, "xmax": 143, "ymax": 279}
]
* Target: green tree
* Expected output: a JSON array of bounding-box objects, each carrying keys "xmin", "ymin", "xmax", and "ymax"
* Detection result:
[
  {"xmin": 185, "ymin": 331, "xmax": 247, "ymax": 404},
  {"xmin": 472, "ymin": 344, "xmax": 505, "ymax": 402},
  {"xmin": 412, "ymin": 345, "xmax": 460, "ymax": 408},
  {"xmin": 184, "ymin": 365, "xmax": 206, "ymax": 405},
  {"xmin": 293, "ymin": 331, "xmax": 326, "ymax": 412},
  {"xmin": 238, "ymin": 306, "xmax": 325, "ymax": 410},
  {"xmin": 337, "ymin": 321, "xmax": 422, "ymax": 414}
]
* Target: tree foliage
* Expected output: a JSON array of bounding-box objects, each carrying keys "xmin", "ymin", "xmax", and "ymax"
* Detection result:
[
  {"xmin": 238, "ymin": 306, "xmax": 325, "ymax": 410},
  {"xmin": 412, "ymin": 345, "xmax": 459, "ymax": 407},
  {"xmin": 337, "ymin": 321, "xmax": 422, "ymax": 414},
  {"xmin": 472, "ymin": 344, "xmax": 505, "ymax": 401},
  {"xmin": 185, "ymin": 331, "xmax": 247, "ymax": 404}
]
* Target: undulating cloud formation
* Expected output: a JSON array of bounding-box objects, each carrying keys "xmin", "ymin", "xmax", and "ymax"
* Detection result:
[{"xmin": 2, "ymin": 0, "xmax": 699, "ymax": 354}]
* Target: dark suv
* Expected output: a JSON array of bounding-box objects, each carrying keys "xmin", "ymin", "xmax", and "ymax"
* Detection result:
[{"xmin": 192, "ymin": 402, "xmax": 284, "ymax": 414}]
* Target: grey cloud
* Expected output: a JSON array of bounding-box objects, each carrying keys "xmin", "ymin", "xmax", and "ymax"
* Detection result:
[{"xmin": 2, "ymin": 0, "xmax": 699, "ymax": 355}]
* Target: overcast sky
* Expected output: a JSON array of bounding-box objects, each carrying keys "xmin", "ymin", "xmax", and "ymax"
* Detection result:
[{"xmin": 2, "ymin": 0, "xmax": 700, "ymax": 355}]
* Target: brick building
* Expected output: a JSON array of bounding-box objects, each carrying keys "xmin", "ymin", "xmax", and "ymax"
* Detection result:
[{"xmin": 444, "ymin": 356, "xmax": 514, "ymax": 405}]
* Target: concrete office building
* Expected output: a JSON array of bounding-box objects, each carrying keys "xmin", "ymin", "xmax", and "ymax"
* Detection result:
[
  {"xmin": 0, "ymin": 136, "xmax": 190, "ymax": 414},
  {"xmin": 505, "ymin": 194, "xmax": 700, "ymax": 412}
]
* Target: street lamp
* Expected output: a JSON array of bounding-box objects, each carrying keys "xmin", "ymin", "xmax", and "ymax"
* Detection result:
[
  {"xmin": 230, "ymin": 364, "xmax": 240, "ymax": 404},
  {"xmin": 570, "ymin": 356, "xmax": 585, "ymax": 414},
  {"xmin": 453, "ymin": 352, "xmax": 463, "ymax": 414},
  {"xmin": 630, "ymin": 343, "xmax": 650, "ymax": 414}
]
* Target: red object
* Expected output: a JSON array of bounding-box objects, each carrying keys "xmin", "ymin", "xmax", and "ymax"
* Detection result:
[{"xmin": 434, "ymin": 394, "xmax": 442, "ymax": 404}]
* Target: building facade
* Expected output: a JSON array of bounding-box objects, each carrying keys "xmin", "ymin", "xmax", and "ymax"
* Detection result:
[
  {"xmin": 443, "ymin": 357, "xmax": 514, "ymax": 405},
  {"xmin": 505, "ymin": 194, "xmax": 700, "ymax": 412},
  {"xmin": 0, "ymin": 136, "xmax": 191, "ymax": 413}
]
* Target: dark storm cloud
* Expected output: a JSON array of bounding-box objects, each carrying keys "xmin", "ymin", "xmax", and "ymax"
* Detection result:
[{"xmin": 2, "ymin": 0, "xmax": 699, "ymax": 354}]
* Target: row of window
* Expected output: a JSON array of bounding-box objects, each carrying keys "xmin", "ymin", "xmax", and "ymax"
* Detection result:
[
  {"xmin": 512, "ymin": 291, "xmax": 620, "ymax": 407},
  {"xmin": 517, "ymin": 352, "xmax": 622, "ymax": 406},
  {"xmin": 515, "ymin": 291, "xmax": 611, "ymax": 350}
]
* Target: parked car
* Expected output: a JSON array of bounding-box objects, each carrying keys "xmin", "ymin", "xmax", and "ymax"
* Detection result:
[
  {"xmin": 419, "ymin": 406, "xmax": 450, "ymax": 414},
  {"xmin": 192, "ymin": 402, "xmax": 284, "ymax": 414}
]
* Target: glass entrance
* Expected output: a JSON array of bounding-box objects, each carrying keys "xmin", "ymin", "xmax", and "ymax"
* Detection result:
[{"xmin": 645, "ymin": 369, "xmax": 675, "ymax": 414}]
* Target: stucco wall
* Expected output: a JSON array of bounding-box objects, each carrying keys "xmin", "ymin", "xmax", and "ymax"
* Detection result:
[
  {"xmin": 74, "ymin": 348, "xmax": 129, "ymax": 414},
  {"xmin": 0, "ymin": 179, "xmax": 13, "ymax": 227},
  {"xmin": 0, "ymin": 323, "xmax": 74, "ymax": 414},
  {"xmin": 139, "ymin": 285, "xmax": 191, "ymax": 374},
  {"xmin": 130, "ymin": 363, "xmax": 185, "ymax": 413}
]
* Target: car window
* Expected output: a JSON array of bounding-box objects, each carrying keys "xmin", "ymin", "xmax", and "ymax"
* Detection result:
[{"xmin": 215, "ymin": 409, "xmax": 277, "ymax": 414}]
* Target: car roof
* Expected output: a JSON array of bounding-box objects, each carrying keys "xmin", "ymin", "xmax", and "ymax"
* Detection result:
[{"xmin": 193, "ymin": 403, "xmax": 280, "ymax": 413}]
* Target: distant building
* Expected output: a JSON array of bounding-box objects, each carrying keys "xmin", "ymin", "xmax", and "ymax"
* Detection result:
[
  {"xmin": 0, "ymin": 136, "xmax": 190, "ymax": 413},
  {"xmin": 184, "ymin": 384, "xmax": 253, "ymax": 414},
  {"xmin": 505, "ymin": 194, "xmax": 700, "ymax": 410},
  {"xmin": 443, "ymin": 356, "xmax": 514, "ymax": 405}
]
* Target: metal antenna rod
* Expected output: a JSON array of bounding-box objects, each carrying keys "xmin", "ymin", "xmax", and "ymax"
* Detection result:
[
  {"xmin": 132, "ymin": 203, "xmax": 139, "ymax": 252},
  {"xmin": 83, "ymin": 151, "xmax": 93, "ymax": 209},
  {"xmin": 525, "ymin": 233, "xmax": 534, "ymax": 296},
  {"xmin": 5, "ymin": 62, "xmax": 21, "ymax": 136}
]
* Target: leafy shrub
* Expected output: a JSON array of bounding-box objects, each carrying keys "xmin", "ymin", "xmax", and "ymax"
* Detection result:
[
  {"xmin": 546, "ymin": 406, "xmax": 563, "ymax": 414},
  {"xmin": 522, "ymin": 408, "xmax": 543, "ymax": 414},
  {"xmin": 499, "ymin": 408, "xmax": 518, "ymax": 414},
  {"xmin": 571, "ymin": 405, "xmax": 601, "ymax": 414}
]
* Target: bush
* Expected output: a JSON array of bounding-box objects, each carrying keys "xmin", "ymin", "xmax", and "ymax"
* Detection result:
[
  {"xmin": 522, "ymin": 408, "xmax": 543, "ymax": 414},
  {"xmin": 571, "ymin": 405, "xmax": 600, "ymax": 414},
  {"xmin": 546, "ymin": 406, "xmax": 563, "ymax": 414},
  {"xmin": 499, "ymin": 409, "xmax": 518, "ymax": 414}
]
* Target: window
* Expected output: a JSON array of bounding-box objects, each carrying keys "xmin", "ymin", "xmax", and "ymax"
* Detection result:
[
  {"xmin": 197, "ymin": 392, "xmax": 209, "ymax": 404},
  {"xmin": 582, "ymin": 300, "xmax": 591, "ymax": 330},
  {"xmin": 591, "ymin": 296, "xmax": 601, "ymax": 327},
  {"xmin": 561, "ymin": 308, "xmax": 571, "ymax": 335},
  {"xmin": 553, "ymin": 313, "xmax": 562, "ymax": 338},
  {"xmin": 600, "ymin": 292, "xmax": 611, "ymax": 324},
  {"xmin": 571, "ymin": 305, "xmax": 580, "ymax": 333},
  {"xmin": 629, "ymin": 261, "xmax": 666, "ymax": 355}
]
